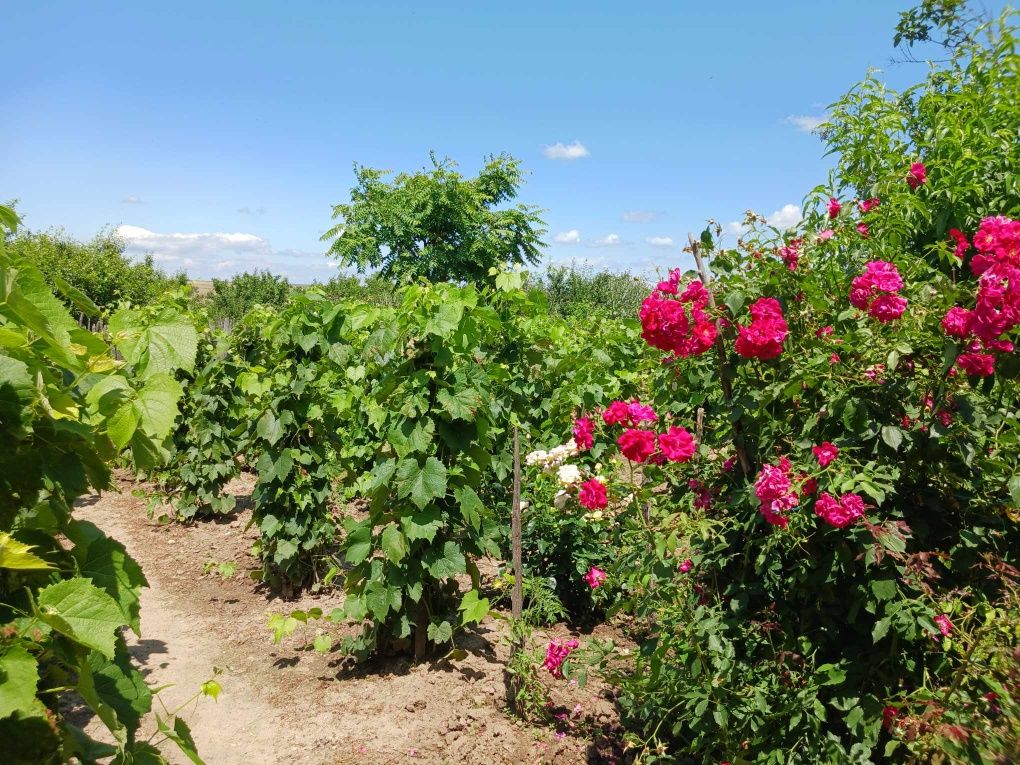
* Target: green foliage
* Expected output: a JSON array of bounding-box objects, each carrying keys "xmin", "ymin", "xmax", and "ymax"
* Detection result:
[
  {"xmin": 207, "ymin": 270, "xmax": 292, "ymax": 322},
  {"xmin": 0, "ymin": 204, "xmax": 201, "ymax": 762},
  {"xmin": 529, "ymin": 264, "xmax": 652, "ymax": 321},
  {"xmin": 319, "ymin": 273, "xmax": 401, "ymax": 307},
  {"xmin": 322, "ymin": 153, "xmax": 546, "ymax": 283},
  {"xmin": 5, "ymin": 226, "xmax": 187, "ymax": 312}
]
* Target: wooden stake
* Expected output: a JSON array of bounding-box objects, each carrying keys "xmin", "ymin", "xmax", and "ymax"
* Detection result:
[{"xmin": 510, "ymin": 426, "xmax": 523, "ymax": 620}]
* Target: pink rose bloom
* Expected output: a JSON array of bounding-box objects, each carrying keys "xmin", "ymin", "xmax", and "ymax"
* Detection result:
[
  {"xmin": 827, "ymin": 197, "xmax": 841, "ymax": 219},
  {"xmin": 936, "ymin": 410, "xmax": 954, "ymax": 427},
  {"xmin": 816, "ymin": 325, "xmax": 834, "ymax": 338},
  {"xmin": 941, "ymin": 306, "xmax": 973, "ymax": 338},
  {"xmin": 656, "ymin": 267, "xmax": 682, "ymax": 295},
  {"xmin": 602, "ymin": 400, "xmax": 630, "ymax": 426},
  {"xmin": 857, "ymin": 222, "xmax": 870, "ymax": 239},
  {"xmin": 829, "ymin": 352, "xmax": 841, "ymax": 364},
  {"xmin": 722, "ymin": 456, "xmax": 737, "ymax": 472},
  {"xmin": 618, "ymin": 428, "xmax": 656, "ymax": 463},
  {"xmin": 956, "ymin": 352, "xmax": 995, "ymax": 376},
  {"xmin": 948, "ymin": 228, "xmax": 969, "ymax": 259},
  {"xmin": 859, "ymin": 197, "xmax": 880, "ymax": 213},
  {"xmin": 864, "ymin": 261, "xmax": 904, "ymax": 292},
  {"xmin": 679, "ymin": 558, "xmax": 693, "ymax": 573},
  {"xmin": 543, "ymin": 638, "xmax": 580, "ymax": 677},
  {"xmin": 907, "ymin": 162, "xmax": 927, "ymax": 190},
  {"xmin": 583, "ymin": 566, "xmax": 608, "ymax": 589},
  {"xmin": 817, "ymin": 229, "xmax": 835, "ymax": 241},
  {"xmin": 934, "ymin": 614, "xmax": 953, "ymax": 637},
  {"xmin": 869, "ymin": 293, "xmax": 908, "ymax": 323},
  {"xmin": 754, "ymin": 461, "xmax": 798, "ymax": 528},
  {"xmin": 659, "ymin": 426, "xmax": 696, "ymax": 463},
  {"xmin": 735, "ymin": 298, "xmax": 788, "ymax": 360},
  {"xmin": 627, "ymin": 400, "xmax": 658, "ymax": 424},
  {"xmin": 578, "ymin": 478, "xmax": 608, "ymax": 510},
  {"xmin": 812, "ymin": 441, "xmax": 839, "ymax": 467},
  {"xmin": 572, "ymin": 416, "xmax": 594, "ymax": 450},
  {"xmin": 815, "ymin": 491, "xmax": 866, "ymax": 528}
]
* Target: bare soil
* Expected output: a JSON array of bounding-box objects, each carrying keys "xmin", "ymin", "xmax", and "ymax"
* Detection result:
[{"xmin": 73, "ymin": 474, "xmax": 626, "ymax": 765}]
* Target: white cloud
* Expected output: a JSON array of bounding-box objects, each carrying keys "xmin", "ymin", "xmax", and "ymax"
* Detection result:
[
  {"xmin": 785, "ymin": 114, "xmax": 826, "ymax": 133},
  {"xmin": 621, "ymin": 210, "xmax": 659, "ymax": 223},
  {"xmin": 768, "ymin": 203, "xmax": 802, "ymax": 229},
  {"xmin": 646, "ymin": 236, "xmax": 675, "ymax": 248},
  {"xmin": 121, "ymin": 196, "xmax": 145, "ymax": 205},
  {"xmin": 722, "ymin": 203, "xmax": 803, "ymax": 238},
  {"xmin": 592, "ymin": 233, "xmax": 621, "ymax": 247},
  {"xmin": 115, "ymin": 224, "xmax": 327, "ymax": 281},
  {"xmin": 543, "ymin": 140, "xmax": 589, "ymax": 161},
  {"xmin": 553, "ymin": 229, "xmax": 582, "ymax": 244}
]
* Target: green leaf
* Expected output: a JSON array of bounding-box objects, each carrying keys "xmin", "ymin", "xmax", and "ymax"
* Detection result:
[
  {"xmin": 68, "ymin": 521, "xmax": 148, "ymax": 635},
  {"xmin": 458, "ymin": 589, "xmax": 489, "ymax": 625},
  {"xmin": 872, "ymin": 617, "xmax": 891, "ymax": 643},
  {"xmin": 401, "ymin": 507, "xmax": 443, "ymax": 542},
  {"xmin": 455, "ymin": 486, "xmax": 485, "ymax": 532},
  {"xmin": 870, "ymin": 578, "xmax": 898, "ymax": 602},
  {"xmin": 881, "ymin": 425, "xmax": 903, "ymax": 451},
  {"xmin": 157, "ymin": 715, "xmax": 206, "ymax": 765},
  {"xmin": 424, "ymin": 541, "xmax": 466, "ymax": 579},
  {"xmin": 0, "ymin": 354, "xmax": 34, "ymax": 425},
  {"xmin": 53, "ymin": 275, "xmax": 102, "ymax": 318},
  {"xmin": 87, "ymin": 646, "xmax": 152, "ymax": 736},
  {"xmin": 395, "ymin": 457, "xmax": 447, "ymax": 510},
  {"xmin": 255, "ymin": 411, "xmax": 284, "ymax": 446},
  {"xmin": 312, "ymin": 634, "xmax": 333, "ymax": 654},
  {"xmin": 134, "ymin": 373, "xmax": 183, "ymax": 438},
  {"xmin": 200, "ymin": 679, "xmax": 221, "ymax": 701},
  {"xmin": 36, "ymin": 578, "xmax": 127, "ymax": 659},
  {"xmin": 380, "ymin": 524, "xmax": 407, "ymax": 564},
  {"xmin": 426, "ymin": 620, "xmax": 453, "ymax": 644},
  {"xmin": 437, "ymin": 387, "xmax": 480, "ymax": 420},
  {"xmin": 364, "ymin": 580, "xmax": 393, "ymax": 620},
  {"xmin": 107, "ymin": 403, "xmax": 140, "ymax": 449},
  {"xmin": 0, "ymin": 645, "xmax": 40, "ymax": 718},
  {"xmin": 0, "ymin": 532, "xmax": 53, "ymax": 570},
  {"xmin": 1008, "ymin": 476, "xmax": 1020, "ymax": 506},
  {"xmin": 343, "ymin": 519, "xmax": 372, "ymax": 565}
]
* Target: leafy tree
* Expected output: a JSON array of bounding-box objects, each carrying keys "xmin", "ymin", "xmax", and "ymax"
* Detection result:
[
  {"xmin": 6, "ymin": 226, "xmax": 187, "ymax": 312},
  {"xmin": 207, "ymin": 269, "xmax": 292, "ymax": 321},
  {"xmin": 322, "ymin": 153, "xmax": 546, "ymax": 284}
]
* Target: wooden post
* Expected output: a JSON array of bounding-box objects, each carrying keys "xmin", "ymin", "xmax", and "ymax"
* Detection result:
[
  {"xmin": 689, "ymin": 234, "xmax": 752, "ymax": 476},
  {"xmin": 510, "ymin": 426, "xmax": 523, "ymax": 620}
]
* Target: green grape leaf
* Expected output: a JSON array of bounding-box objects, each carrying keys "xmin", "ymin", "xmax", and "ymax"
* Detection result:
[{"xmin": 36, "ymin": 578, "xmax": 127, "ymax": 659}]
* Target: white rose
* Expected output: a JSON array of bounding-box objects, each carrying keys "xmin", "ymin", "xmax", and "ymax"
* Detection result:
[{"xmin": 557, "ymin": 464, "xmax": 581, "ymax": 486}]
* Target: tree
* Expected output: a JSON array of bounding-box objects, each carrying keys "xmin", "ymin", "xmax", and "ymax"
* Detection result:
[
  {"xmin": 322, "ymin": 153, "xmax": 546, "ymax": 284},
  {"xmin": 6, "ymin": 225, "xmax": 187, "ymax": 311},
  {"xmin": 207, "ymin": 269, "xmax": 291, "ymax": 321}
]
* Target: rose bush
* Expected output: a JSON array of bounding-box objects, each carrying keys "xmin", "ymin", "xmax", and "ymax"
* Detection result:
[{"xmin": 546, "ymin": 9, "xmax": 1020, "ymax": 763}]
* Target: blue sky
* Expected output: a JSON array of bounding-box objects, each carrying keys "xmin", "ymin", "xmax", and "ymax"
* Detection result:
[{"xmin": 0, "ymin": 1, "xmax": 993, "ymax": 281}]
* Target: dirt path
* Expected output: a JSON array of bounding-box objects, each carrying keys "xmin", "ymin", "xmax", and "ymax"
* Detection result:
[{"xmin": 74, "ymin": 476, "xmax": 623, "ymax": 765}]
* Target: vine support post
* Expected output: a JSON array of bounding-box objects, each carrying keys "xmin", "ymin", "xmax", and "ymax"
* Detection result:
[
  {"xmin": 507, "ymin": 426, "xmax": 526, "ymax": 713},
  {"xmin": 511, "ymin": 426, "xmax": 523, "ymax": 621},
  {"xmin": 688, "ymin": 233, "xmax": 752, "ymax": 477}
]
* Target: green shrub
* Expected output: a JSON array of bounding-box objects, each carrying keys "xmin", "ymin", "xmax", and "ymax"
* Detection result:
[
  {"xmin": 207, "ymin": 269, "xmax": 292, "ymax": 322},
  {"xmin": 6, "ymin": 226, "xmax": 187, "ymax": 312}
]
